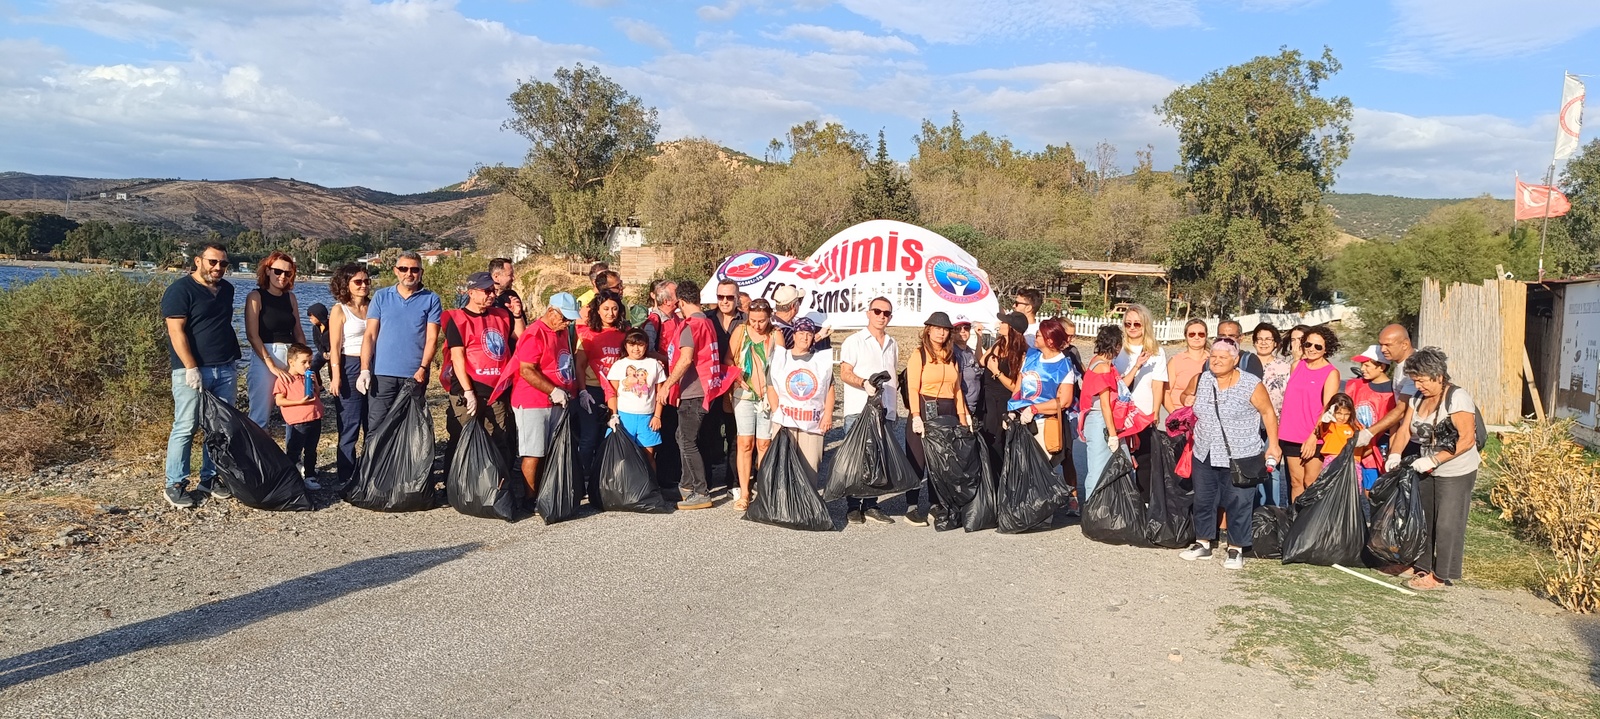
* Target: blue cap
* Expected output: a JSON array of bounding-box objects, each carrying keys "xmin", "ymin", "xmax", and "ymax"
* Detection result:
[{"xmin": 549, "ymin": 292, "xmax": 580, "ymax": 320}]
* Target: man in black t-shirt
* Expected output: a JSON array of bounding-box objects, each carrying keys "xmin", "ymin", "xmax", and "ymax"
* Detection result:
[
  {"xmin": 489, "ymin": 257, "xmax": 526, "ymax": 345},
  {"xmin": 160, "ymin": 242, "xmax": 242, "ymax": 509}
]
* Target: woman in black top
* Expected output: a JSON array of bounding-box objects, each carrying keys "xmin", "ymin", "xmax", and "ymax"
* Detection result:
[
  {"xmin": 980, "ymin": 312, "xmax": 1029, "ymax": 465},
  {"xmin": 245, "ymin": 251, "xmax": 306, "ymax": 432}
]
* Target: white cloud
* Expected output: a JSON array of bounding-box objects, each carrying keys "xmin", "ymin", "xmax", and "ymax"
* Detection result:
[
  {"xmin": 1379, "ymin": 0, "xmax": 1600, "ymax": 72},
  {"xmin": 614, "ymin": 18, "xmax": 674, "ymax": 51},
  {"xmin": 833, "ymin": 0, "xmax": 1200, "ymax": 43},
  {"xmin": 772, "ymin": 24, "xmax": 917, "ymax": 54},
  {"xmin": 1339, "ymin": 108, "xmax": 1551, "ymax": 197},
  {"xmin": 696, "ymin": 1, "xmax": 743, "ymax": 21}
]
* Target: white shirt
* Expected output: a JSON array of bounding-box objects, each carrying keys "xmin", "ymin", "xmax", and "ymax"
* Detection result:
[
  {"xmin": 606, "ymin": 357, "xmax": 664, "ymax": 415},
  {"xmin": 840, "ymin": 329, "xmax": 899, "ymax": 420},
  {"xmin": 769, "ymin": 347, "xmax": 832, "ymax": 433},
  {"xmin": 337, "ymin": 303, "xmax": 368, "ymax": 357},
  {"xmin": 1392, "ymin": 357, "xmax": 1418, "ymax": 399},
  {"xmin": 1025, "ymin": 321, "xmax": 1039, "ymax": 349},
  {"xmin": 1114, "ymin": 344, "xmax": 1167, "ymax": 416}
]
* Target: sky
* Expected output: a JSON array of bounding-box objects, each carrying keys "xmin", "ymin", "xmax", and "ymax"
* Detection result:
[{"xmin": 2, "ymin": 0, "xmax": 1599, "ymax": 198}]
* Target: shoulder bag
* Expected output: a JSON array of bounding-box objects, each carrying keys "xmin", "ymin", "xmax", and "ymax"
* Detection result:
[{"xmin": 1209, "ymin": 376, "xmax": 1268, "ymax": 488}]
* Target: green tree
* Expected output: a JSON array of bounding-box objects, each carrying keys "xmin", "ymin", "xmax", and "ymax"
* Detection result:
[
  {"xmin": 1333, "ymin": 200, "xmax": 1509, "ymax": 330},
  {"xmin": 317, "ymin": 243, "xmax": 364, "ymax": 268},
  {"xmin": 1160, "ymin": 46, "xmax": 1353, "ymax": 311},
  {"xmin": 1557, "ymin": 137, "xmax": 1600, "ymax": 269},
  {"xmin": 723, "ymin": 148, "xmax": 862, "ymax": 258},
  {"xmin": 850, "ymin": 130, "xmax": 919, "ymax": 223},
  {"xmin": 635, "ymin": 139, "xmax": 755, "ymax": 276}
]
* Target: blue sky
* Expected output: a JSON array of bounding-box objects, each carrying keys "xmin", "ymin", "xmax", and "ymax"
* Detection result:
[{"xmin": 2, "ymin": 0, "xmax": 1599, "ymax": 197}]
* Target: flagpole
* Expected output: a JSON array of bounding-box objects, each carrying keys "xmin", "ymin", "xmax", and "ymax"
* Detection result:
[{"xmin": 1538, "ymin": 163, "xmax": 1554, "ymax": 281}]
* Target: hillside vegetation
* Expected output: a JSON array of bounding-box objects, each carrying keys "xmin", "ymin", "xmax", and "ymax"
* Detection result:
[{"xmin": 1323, "ymin": 192, "xmax": 1494, "ymax": 239}]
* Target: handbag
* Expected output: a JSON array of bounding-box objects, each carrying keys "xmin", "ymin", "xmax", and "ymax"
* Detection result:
[{"xmin": 1209, "ymin": 377, "xmax": 1268, "ymax": 488}]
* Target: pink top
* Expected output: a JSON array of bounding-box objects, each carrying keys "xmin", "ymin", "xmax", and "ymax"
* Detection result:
[{"xmin": 1279, "ymin": 360, "xmax": 1334, "ymax": 443}]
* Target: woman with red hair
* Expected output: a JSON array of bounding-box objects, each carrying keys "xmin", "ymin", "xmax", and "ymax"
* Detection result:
[
  {"xmin": 1007, "ymin": 316, "xmax": 1080, "ymax": 480},
  {"xmin": 245, "ymin": 251, "xmax": 307, "ymax": 437}
]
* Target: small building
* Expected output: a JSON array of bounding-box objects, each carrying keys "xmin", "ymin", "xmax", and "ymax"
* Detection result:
[
  {"xmin": 115, "ymin": 192, "xmax": 129, "ymax": 201},
  {"xmin": 419, "ymin": 249, "xmax": 460, "ymax": 266},
  {"xmin": 607, "ymin": 226, "xmax": 647, "ymax": 254},
  {"xmin": 1526, "ymin": 276, "xmax": 1600, "ymax": 445}
]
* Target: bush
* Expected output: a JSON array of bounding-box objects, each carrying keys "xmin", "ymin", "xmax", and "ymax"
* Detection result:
[
  {"xmin": 0, "ymin": 271, "xmax": 172, "ymax": 469},
  {"xmin": 1490, "ymin": 420, "xmax": 1600, "ymax": 613}
]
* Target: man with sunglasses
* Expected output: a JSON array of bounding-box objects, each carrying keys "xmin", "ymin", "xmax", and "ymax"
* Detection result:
[
  {"xmin": 161, "ymin": 242, "xmax": 243, "ymax": 508},
  {"xmin": 709, "ymin": 280, "xmax": 746, "ymax": 484},
  {"xmin": 1218, "ymin": 320, "xmax": 1264, "ymax": 378},
  {"xmin": 358, "ymin": 251, "xmax": 443, "ymax": 431},
  {"xmin": 1013, "ymin": 289, "xmax": 1043, "ymax": 347},
  {"xmin": 838, "ymin": 296, "xmax": 903, "ymax": 524}
]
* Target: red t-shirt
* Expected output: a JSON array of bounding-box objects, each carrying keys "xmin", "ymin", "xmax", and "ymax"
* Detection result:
[
  {"xmin": 510, "ymin": 320, "xmax": 577, "ymax": 409},
  {"xmin": 273, "ymin": 374, "xmax": 324, "ymax": 425}
]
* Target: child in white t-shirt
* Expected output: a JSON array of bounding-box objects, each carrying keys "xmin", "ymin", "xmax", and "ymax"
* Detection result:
[{"xmin": 605, "ymin": 329, "xmax": 668, "ymax": 457}]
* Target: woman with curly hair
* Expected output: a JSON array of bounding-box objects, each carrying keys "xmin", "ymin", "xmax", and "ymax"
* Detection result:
[
  {"xmin": 1279, "ymin": 324, "xmax": 1341, "ymax": 499},
  {"xmin": 326, "ymin": 263, "xmax": 371, "ymax": 487}
]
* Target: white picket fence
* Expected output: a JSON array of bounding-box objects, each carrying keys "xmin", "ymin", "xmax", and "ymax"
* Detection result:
[{"xmin": 1041, "ymin": 305, "xmax": 1358, "ymax": 344}]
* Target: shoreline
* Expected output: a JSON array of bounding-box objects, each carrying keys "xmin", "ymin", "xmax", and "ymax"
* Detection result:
[{"xmin": 0, "ymin": 258, "xmax": 173, "ymax": 274}]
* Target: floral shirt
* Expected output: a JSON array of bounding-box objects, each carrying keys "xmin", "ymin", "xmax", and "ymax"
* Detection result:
[{"xmin": 1260, "ymin": 356, "xmax": 1293, "ymax": 414}]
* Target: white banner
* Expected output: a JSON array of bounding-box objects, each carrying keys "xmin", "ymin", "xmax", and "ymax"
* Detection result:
[
  {"xmin": 701, "ymin": 220, "xmax": 1001, "ymax": 328},
  {"xmin": 1556, "ymin": 72, "xmax": 1586, "ymax": 161}
]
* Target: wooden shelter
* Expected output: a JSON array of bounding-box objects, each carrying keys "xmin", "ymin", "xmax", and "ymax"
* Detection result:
[
  {"xmin": 1057, "ymin": 260, "xmax": 1171, "ymax": 313},
  {"xmin": 1526, "ymin": 276, "xmax": 1600, "ymax": 445}
]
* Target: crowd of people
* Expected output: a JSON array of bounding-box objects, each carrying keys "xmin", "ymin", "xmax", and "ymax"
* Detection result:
[{"xmin": 160, "ymin": 243, "xmax": 1482, "ymax": 591}]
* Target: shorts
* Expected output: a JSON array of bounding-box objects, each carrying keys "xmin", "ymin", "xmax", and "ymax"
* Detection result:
[
  {"xmin": 733, "ymin": 396, "xmax": 773, "ymax": 440},
  {"xmin": 1280, "ymin": 440, "xmax": 1303, "ymax": 459},
  {"xmin": 618, "ymin": 411, "xmax": 662, "ymax": 448},
  {"xmin": 1360, "ymin": 467, "xmax": 1380, "ymax": 490},
  {"xmin": 513, "ymin": 406, "xmax": 564, "ymax": 458}
]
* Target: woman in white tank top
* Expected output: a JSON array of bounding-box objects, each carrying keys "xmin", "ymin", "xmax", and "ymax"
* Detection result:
[{"xmin": 327, "ymin": 265, "xmax": 372, "ymax": 486}]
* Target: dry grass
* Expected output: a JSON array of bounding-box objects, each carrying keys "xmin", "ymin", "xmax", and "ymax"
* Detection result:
[{"xmin": 1489, "ymin": 419, "xmax": 1600, "ymax": 613}]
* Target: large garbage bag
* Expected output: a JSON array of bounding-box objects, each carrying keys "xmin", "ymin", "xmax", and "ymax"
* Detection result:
[
  {"xmin": 963, "ymin": 450, "xmax": 999, "ymax": 532},
  {"xmin": 822, "ymin": 372, "xmax": 920, "ymax": 501},
  {"xmin": 996, "ymin": 421, "xmax": 1072, "ymax": 534},
  {"xmin": 1367, "ymin": 460, "xmax": 1413, "ymax": 507},
  {"xmin": 598, "ymin": 429, "xmax": 667, "ymax": 513},
  {"xmin": 744, "ymin": 429, "xmax": 833, "ymax": 531},
  {"xmin": 446, "ymin": 419, "xmax": 526, "ymax": 521},
  {"xmin": 1245, "ymin": 506, "xmax": 1292, "ymax": 559},
  {"xmin": 1081, "ymin": 448, "xmax": 1150, "ymax": 546},
  {"xmin": 924, "ymin": 423, "xmax": 988, "ymax": 532},
  {"xmin": 343, "ymin": 389, "xmax": 436, "ymax": 512},
  {"xmin": 1281, "ymin": 445, "xmax": 1369, "ymax": 566},
  {"xmin": 1144, "ymin": 431, "xmax": 1195, "ymax": 548},
  {"xmin": 1366, "ymin": 466, "xmax": 1427, "ymax": 566},
  {"xmin": 535, "ymin": 411, "xmax": 581, "ymax": 524},
  {"xmin": 200, "ymin": 392, "xmax": 311, "ymax": 511}
]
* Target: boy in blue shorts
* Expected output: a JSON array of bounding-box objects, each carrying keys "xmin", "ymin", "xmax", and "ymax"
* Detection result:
[{"xmin": 605, "ymin": 330, "xmax": 668, "ymax": 464}]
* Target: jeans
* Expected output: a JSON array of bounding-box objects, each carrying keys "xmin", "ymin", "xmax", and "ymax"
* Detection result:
[
  {"xmin": 247, "ymin": 342, "xmax": 290, "ymax": 431},
  {"xmin": 574, "ymin": 386, "xmax": 608, "ymax": 502},
  {"xmin": 1257, "ymin": 463, "xmax": 1290, "ymax": 508},
  {"xmin": 1193, "ymin": 461, "xmax": 1255, "ymax": 547},
  {"xmin": 285, "ymin": 420, "xmax": 321, "ymax": 478},
  {"xmin": 676, "ymin": 401, "xmax": 709, "ymax": 497},
  {"xmin": 1080, "ymin": 410, "xmax": 1112, "ymax": 503},
  {"xmin": 165, "ymin": 365, "xmax": 238, "ymax": 487},
  {"xmin": 842, "ymin": 413, "xmax": 906, "ymax": 511},
  {"xmin": 367, "ymin": 374, "xmax": 421, "ymax": 434},
  {"xmin": 333, "ymin": 357, "xmax": 367, "ymax": 484}
]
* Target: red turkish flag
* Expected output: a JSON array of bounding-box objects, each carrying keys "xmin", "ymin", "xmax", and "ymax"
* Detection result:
[{"xmin": 1515, "ymin": 178, "xmax": 1572, "ymax": 221}]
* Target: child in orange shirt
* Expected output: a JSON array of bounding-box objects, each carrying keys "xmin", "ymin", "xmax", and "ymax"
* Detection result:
[
  {"xmin": 1309, "ymin": 393, "xmax": 1361, "ymax": 487},
  {"xmin": 274, "ymin": 343, "xmax": 325, "ymax": 491}
]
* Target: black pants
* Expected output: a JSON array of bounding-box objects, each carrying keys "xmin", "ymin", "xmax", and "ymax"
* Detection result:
[
  {"xmin": 366, "ymin": 374, "xmax": 421, "ymax": 435},
  {"xmin": 656, "ymin": 404, "xmax": 681, "ymax": 491},
  {"xmin": 332, "ymin": 357, "xmax": 367, "ymax": 484},
  {"xmin": 285, "ymin": 420, "xmax": 322, "ymax": 478},
  {"xmin": 1131, "ymin": 425, "xmax": 1155, "ymax": 498},
  {"xmin": 676, "ymin": 402, "xmax": 709, "ymax": 497},
  {"xmin": 904, "ymin": 397, "xmax": 958, "ymax": 511}
]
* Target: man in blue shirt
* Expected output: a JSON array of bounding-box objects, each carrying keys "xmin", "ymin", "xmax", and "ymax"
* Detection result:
[
  {"xmin": 161, "ymin": 242, "xmax": 242, "ymax": 509},
  {"xmin": 358, "ymin": 251, "xmax": 443, "ymax": 430}
]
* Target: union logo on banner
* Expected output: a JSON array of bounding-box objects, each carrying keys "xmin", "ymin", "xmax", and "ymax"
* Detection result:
[
  {"xmin": 924, "ymin": 256, "xmax": 990, "ymax": 304},
  {"xmin": 717, "ymin": 251, "xmax": 779, "ymax": 286}
]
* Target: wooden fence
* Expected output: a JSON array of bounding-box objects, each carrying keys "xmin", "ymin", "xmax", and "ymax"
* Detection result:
[{"xmin": 1417, "ymin": 277, "xmax": 1527, "ymax": 425}]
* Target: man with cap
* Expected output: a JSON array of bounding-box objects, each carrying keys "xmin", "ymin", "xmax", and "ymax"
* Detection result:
[
  {"xmin": 306, "ymin": 302, "xmax": 331, "ymax": 381},
  {"xmin": 952, "ymin": 314, "xmax": 982, "ymax": 420},
  {"xmin": 838, "ymin": 295, "xmax": 902, "ymax": 524},
  {"xmin": 358, "ymin": 250, "xmax": 443, "ymax": 432},
  {"xmin": 1345, "ymin": 344, "xmax": 1396, "ymax": 489},
  {"xmin": 661, "ymin": 293, "xmax": 736, "ymax": 510},
  {"xmin": 441, "ymin": 272, "xmax": 516, "ymax": 462},
  {"xmin": 510, "ymin": 292, "xmax": 581, "ymax": 502},
  {"xmin": 771, "ymin": 285, "xmax": 831, "ymax": 352}
]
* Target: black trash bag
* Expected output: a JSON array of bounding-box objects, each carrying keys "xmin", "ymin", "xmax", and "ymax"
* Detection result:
[
  {"xmin": 536, "ymin": 411, "xmax": 582, "ymax": 524},
  {"xmin": 963, "ymin": 450, "xmax": 999, "ymax": 532},
  {"xmin": 924, "ymin": 423, "xmax": 987, "ymax": 532},
  {"xmin": 1367, "ymin": 460, "xmax": 1414, "ymax": 507},
  {"xmin": 1245, "ymin": 506, "xmax": 1292, "ymax": 559},
  {"xmin": 1143, "ymin": 432, "xmax": 1195, "ymax": 548},
  {"xmin": 821, "ymin": 372, "xmax": 920, "ymax": 501},
  {"xmin": 343, "ymin": 388, "xmax": 436, "ymax": 512},
  {"xmin": 744, "ymin": 429, "xmax": 832, "ymax": 531},
  {"xmin": 598, "ymin": 429, "xmax": 667, "ymax": 513},
  {"xmin": 1081, "ymin": 447, "xmax": 1151, "ymax": 546},
  {"xmin": 1367, "ymin": 466, "xmax": 1427, "ymax": 566},
  {"xmin": 446, "ymin": 419, "xmax": 526, "ymax": 521},
  {"xmin": 997, "ymin": 421, "xmax": 1072, "ymax": 534},
  {"xmin": 199, "ymin": 392, "xmax": 311, "ymax": 512},
  {"xmin": 1281, "ymin": 445, "xmax": 1370, "ymax": 566}
]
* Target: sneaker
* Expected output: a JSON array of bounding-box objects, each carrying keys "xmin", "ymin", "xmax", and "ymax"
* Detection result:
[
  {"xmin": 863, "ymin": 508, "xmax": 894, "ymax": 524},
  {"xmin": 903, "ymin": 507, "xmax": 929, "ymax": 526},
  {"xmin": 676, "ymin": 493, "xmax": 714, "ymax": 510},
  {"xmin": 847, "ymin": 510, "xmax": 865, "ymax": 524},
  {"xmin": 197, "ymin": 478, "xmax": 232, "ymax": 500},
  {"xmin": 1224, "ymin": 548, "xmax": 1245, "ymax": 570},
  {"xmin": 1179, "ymin": 542, "xmax": 1213, "ymax": 561},
  {"xmin": 164, "ymin": 484, "xmax": 197, "ymax": 509},
  {"xmin": 302, "ymin": 476, "xmax": 323, "ymax": 491},
  {"xmin": 729, "ymin": 487, "xmax": 743, "ymax": 503}
]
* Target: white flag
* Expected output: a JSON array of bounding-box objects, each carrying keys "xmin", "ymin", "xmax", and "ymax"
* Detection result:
[{"xmin": 1555, "ymin": 72, "xmax": 1585, "ymax": 161}]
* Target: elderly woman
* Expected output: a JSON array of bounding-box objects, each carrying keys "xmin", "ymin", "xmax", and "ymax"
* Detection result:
[
  {"xmin": 1179, "ymin": 337, "xmax": 1282, "ymax": 570},
  {"xmin": 766, "ymin": 318, "xmax": 834, "ymax": 476},
  {"xmin": 1384, "ymin": 347, "xmax": 1480, "ymax": 591}
]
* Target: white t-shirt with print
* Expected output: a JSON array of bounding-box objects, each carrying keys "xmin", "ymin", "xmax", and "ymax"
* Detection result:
[
  {"xmin": 769, "ymin": 347, "xmax": 833, "ymax": 434},
  {"xmin": 1114, "ymin": 344, "xmax": 1168, "ymax": 416},
  {"xmin": 606, "ymin": 357, "xmax": 665, "ymax": 415}
]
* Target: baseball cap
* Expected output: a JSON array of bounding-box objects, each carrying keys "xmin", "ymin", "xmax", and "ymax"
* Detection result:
[
  {"xmin": 465, "ymin": 272, "xmax": 495, "ymax": 291},
  {"xmin": 1352, "ymin": 344, "xmax": 1388, "ymax": 365},
  {"xmin": 952, "ymin": 313, "xmax": 972, "ymax": 327},
  {"xmin": 772, "ymin": 285, "xmax": 801, "ymax": 306},
  {"xmin": 1000, "ymin": 312, "xmax": 1027, "ymax": 335},
  {"xmin": 549, "ymin": 292, "xmax": 580, "ymax": 320}
]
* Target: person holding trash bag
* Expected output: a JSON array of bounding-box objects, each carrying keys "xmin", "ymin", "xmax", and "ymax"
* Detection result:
[
  {"xmin": 244, "ymin": 251, "xmax": 307, "ymax": 433},
  {"xmin": 980, "ymin": 312, "xmax": 1029, "ymax": 465},
  {"xmin": 1177, "ymin": 337, "xmax": 1282, "ymax": 570},
  {"xmin": 660, "ymin": 294, "xmax": 739, "ymax": 511},
  {"xmin": 605, "ymin": 330, "xmax": 668, "ymax": 465},
  {"xmin": 1005, "ymin": 318, "xmax": 1077, "ymax": 472},
  {"xmin": 272, "ymin": 343, "xmax": 324, "ymax": 490},
  {"xmin": 1280, "ymin": 325, "xmax": 1340, "ymax": 501},
  {"xmin": 838, "ymin": 296, "xmax": 904, "ymax": 525},
  {"xmin": 326, "ymin": 264, "xmax": 371, "ymax": 489},
  {"xmin": 441, "ymin": 272, "xmax": 516, "ymax": 469},
  {"xmin": 508, "ymin": 292, "xmax": 581, "ymax": 505},
  {"xmin": 358, "ymin": 251, "xmax": 442, "ymax": 432},
  {"xmin": 766, "ymin": 318, "xmax": 834, "ymax": 475},
  {"xmin": 727, "ymin": 298, "xmax": 779, "ymax": 510},
  {"xmin": 1113, "ymin": 304, "xmax": 1165, "ymax": 495},
  {"xmin": 574, "ymin": 290, "xmax": 629, "ymax": 505},
  {"xmin": 1346, "ymin": 346, "xmax": 1396, "ymax": 490},
  {"xmin": 1383, "ymin": 347, "xmax": 1481, "ymax": 591},
  {"xmin": 904, "ymin": 312, "xmax": 972, "ymax": 526},
  {"xmin": 1077, "ymin": 325, "xmax": 1124, "ymax": 504},
  {"xmin": 951, "ymin": 315, "xmax": 983, "ymax": 419},
  {"xmin": 162, "ymin": 241, "xmax": 243, "ymax": 508}
]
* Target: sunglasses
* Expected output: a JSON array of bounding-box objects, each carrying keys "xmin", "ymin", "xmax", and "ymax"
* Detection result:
[
  {"xmin": 202, "ymin": 258, "xmax": 227, "ymax": 266},
  {"xmin": 1123, "ymin": 321, "xmax": 1142, "ymax": 329},
  {"xmin": 1186, "ymin": 331, "xmax": 1207, "ymax": 338},
  {"xmin": 395, "ymin": 266, "xmax": 421, "ymax": 274},
  {"xmin": 870, "ymin": 307, "xmax": 893, "ymax": 318},
  {"xmin": 270, "ymin": 267, "xmax": 293, "ymax": 277},
  {"xmin": 1013, "ymin": 301, "xmax": 1031, "ymax": 308},
  {"xmin": 1305, "ymin": 342, "xmax": 1325, "ymax": 350},
  {"xmin": 350, "ymin": 278, "xmax": 370, "ymax": 286},
  {"xmin": 717, "ymin": 294, "xmax": 737, "ymax": 301}
]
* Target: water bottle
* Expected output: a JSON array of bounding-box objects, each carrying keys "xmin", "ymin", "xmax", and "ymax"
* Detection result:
[
  {"xmin": 303, "ymin": 369, "xmax": 315, "ymax": 398},
  {"xmin": 1265, "ymin": 454, "xmax": 1280, "ymax": 471}
]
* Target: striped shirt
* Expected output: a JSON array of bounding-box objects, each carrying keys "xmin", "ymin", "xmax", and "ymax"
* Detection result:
[{"xmin": 1193, "ymin": 371, "xmax": 1265, "ymax": 467}]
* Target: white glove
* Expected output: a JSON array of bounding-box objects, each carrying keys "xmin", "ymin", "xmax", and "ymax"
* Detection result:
[
  {"xmin": 1107, "ymin": 434, "xmax": 1120, "ymax": 452},
  {"xmin": 549, "ymin": 387, "xmax": 569, "ymax": 406},
  {"xmin": 1412, "ymin": 456, "xmax": 1438, "ymax": 474},
  {"xmin": 757, "ymin": 397, "xmax": 771, "ymax": 414},
  {"xmin": 864, "ymin": 381, "xmax": 879, "ymax": 397},
  {"xmin": 183, "ymin": 367, "xmax": 202, "ymax": 391},
  {"xmin": 1385, "ymin": 454, "xmax": 1401, "ymax": 472},
  {"xmin": 608, "ymin": 414, "xmax": 621, "ymax": 430},
  {"xmin": 1356, "ymin": 429, "xmax": 1373, "ymax": 448},
  {"xmin": 912, "ymin": 416, "xmax": 925, "ymax": 435},
  {"xmin": 1319, "ymin": 409, "xmax": 1335, "ymax": 423},
  {"xmin": 1019, "ymin": 406, "xmax": 1035, "ymax": 424},
  {"xmin": 578, "ymin": 390, "xmax": 596, "ymax": 411},
  {"xmin": 463, "ymin": 391, "xmax": 479, "ymax": 416},
  {"xmin": 356, "ymin": 370, "xmax": 371, "ymax": 395}
]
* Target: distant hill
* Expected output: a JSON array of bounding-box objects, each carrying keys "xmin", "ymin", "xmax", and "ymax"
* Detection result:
[
  {"xmin": 0, "ymin": 173, "xmax": 493, "ymax": 244},
  {"xmin": 1324, "ymin": 193, "xmax": 1473, "ymax": 240}
]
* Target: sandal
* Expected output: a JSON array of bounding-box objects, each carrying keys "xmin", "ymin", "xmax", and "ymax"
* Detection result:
[
  {"xmin": 733, "ymin": 498, "xmax": 750, "ymax": 511},
  {"xmin": 1406, "ymin": 573, "xmax": 1446, "ymax": 591}
]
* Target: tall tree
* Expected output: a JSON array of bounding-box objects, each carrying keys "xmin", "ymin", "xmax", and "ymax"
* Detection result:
[
  {"xmin": 1558, "ymin": 137, "xmax": 1600, "ymax": 268},
  {"xmin": 1160, "ymin": 46, "xmax": 1353, "ymax": 311},
  {"xmin": 636, "ymin": 139, "xmax": 755, "ymax": 275},
  {"xmin": 851, "ymin": 130, "xmax": 918, "ymax": 223}
]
